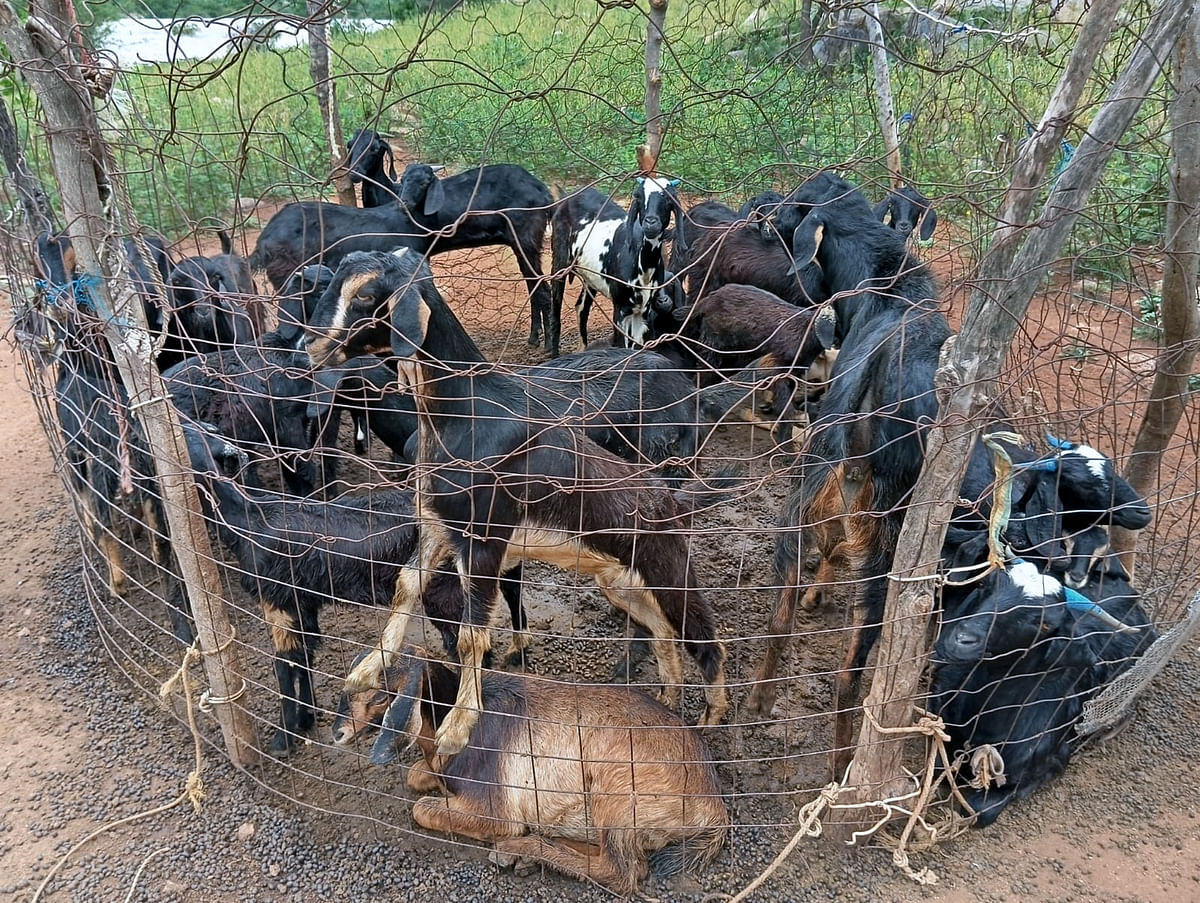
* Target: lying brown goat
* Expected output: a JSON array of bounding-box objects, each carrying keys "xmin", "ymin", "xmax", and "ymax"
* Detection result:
[{"xmin": 338, "ymin": 647, "xmax": 729, "ymax": 895}]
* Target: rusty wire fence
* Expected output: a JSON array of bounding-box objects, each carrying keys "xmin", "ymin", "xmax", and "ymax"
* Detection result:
[{"xmin": 2, "ymin": 0, "xmax": 1199, "ymax": 897}]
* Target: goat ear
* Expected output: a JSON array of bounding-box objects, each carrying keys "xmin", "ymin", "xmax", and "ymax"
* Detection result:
[
  {"xmin": 369, "ymin": 663, "xmax": 425, "ymax": 765},
  {"xmin": 814, "ymin": 305, "xmax": 837, "ymax": 350},
  {"xmin": 423, "ymin": 177, "xmax": 445, "ymax": 217},
  {"xmin": 919, "ymin": 205, "xmax": 938, "ymax": 242},
  {"xmin": 390, "ymin": 291, "xmax": 431, "ymax": 359},
  {"xmin": 788, "ymin": 211, "xmax": 826, "ymax": 274},
  {"xmin": 383, "ymin": 144, "xmax": 396, "ymax": 181},
  {"xmin": 873, "ymin": 197, "xmax": 892, "ymax": 225},
  {"xmin": 672, "ymin": 199, "xmax": 689, "ymax": 256}
]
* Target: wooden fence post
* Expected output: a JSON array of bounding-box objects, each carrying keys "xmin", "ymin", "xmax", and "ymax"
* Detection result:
[
  {"xmin": 1112, "ymin": 10, "xmax": 1200, "ymax": 573},
  {"xmin": 0, "ymin": 1, "xmax": 259, "ymax": 767},
  {"xmin": 307, "ymin": 0, "xmax": 357, "ymax": 206},
  {"xmin": 637, "ymin": 0, "xmax": 669, "ymax": 175}
]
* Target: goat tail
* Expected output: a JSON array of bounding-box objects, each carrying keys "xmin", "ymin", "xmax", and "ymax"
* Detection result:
[{"xmin": 648, "ymin": 824, "xmax": 728, "ymax": 879}]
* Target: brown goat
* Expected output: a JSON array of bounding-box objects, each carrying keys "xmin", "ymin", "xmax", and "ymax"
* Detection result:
[{"xmin": 343, "ymin": 647, "xmax": 729, "ymax": 895}]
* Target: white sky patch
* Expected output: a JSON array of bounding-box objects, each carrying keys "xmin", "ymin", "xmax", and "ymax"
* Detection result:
[{"xmin": 1008, "ymin": 559, "xmax": 1062, "ymax": 600}]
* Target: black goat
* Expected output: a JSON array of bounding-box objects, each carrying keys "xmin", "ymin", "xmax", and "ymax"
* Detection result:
[
  {"xmin": 181, "ymin": 424, "xmax": 524, "ymax": 752},
  {"xmin": 345, "ymin": 128, "xmax": 400, "ymax": 207},
  {"xmin": 340, "ymin": 646, "xmax": 728, "ymax": 895},
  {"xmin": 770, "ymin": 170, "xmax": 869, "ymax": 253},
  {"xmin": 305, "ymin": 355, "xmax": 418, "ymax": 462},
  {"xmin": 549, "ymin": 178, "xmax": 683, "ymax": 356},
  {"xmin": 874, "ymin": 184, "xmax": 938, "ymax": 244},
  {"xmin": 931, "ymin": 558, "xmax": 1155, "ymax": 826},
  {"xmin": 673, "ymin": 201, "xmax": 823, "ymax": 307},
  {"xmin": 304, "ymin": 254, "xmax": 751, "ymax": 473},
  {"xmin": 395, "ymin": 161, "xmax": 555, "ymax": 348},
  {"xmin": 276, "ymin": 264, "xmax": 335, "ymax": 347},
  {"xmin": 305, "ymin": 250, "xmax": 729, "ymax": 758},
  {"xmin": 747, "ymin": 173, "xmax": 951, "ymax": 774},
  {"xmin": 159, "ymin": 255, "xmax": 256, "ymax": 370},
  {"xmin": 48, "ymin": 309, "xmax": 192, "ymax": 642},
  {"xmin": 36, "ymin": 230, "xmax": 176, "ymax": 346},
  {"xmin": 163, "ymin": 331, "xmax": 325, "ymax": 495}
]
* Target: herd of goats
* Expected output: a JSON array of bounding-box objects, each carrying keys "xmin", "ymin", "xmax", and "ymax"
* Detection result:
[{"xmin": 25, "ymin": 127, "xmax": 1160, "ymax": 892}]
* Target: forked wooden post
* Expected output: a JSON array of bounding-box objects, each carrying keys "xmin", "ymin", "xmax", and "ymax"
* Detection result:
[
  {"xmin": 0, "ymin": 1, "xmax": 259, "ymax": 767},
  {"xmin": 825, "ymin": 0, "xmax": 1192, "ymax": 840},
  {"xmin": 637, "ymin": 0, "xmax": 669, "ymax": 176}
]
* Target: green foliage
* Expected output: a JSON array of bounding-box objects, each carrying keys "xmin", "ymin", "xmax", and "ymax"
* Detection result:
[
  {"xmin": 1133, "ymin": 292, "xmax": 1164, "ymax": 342},
  {"xmin": 0, "ymin": 0, "xmax": 1174, "ymax": 243}
]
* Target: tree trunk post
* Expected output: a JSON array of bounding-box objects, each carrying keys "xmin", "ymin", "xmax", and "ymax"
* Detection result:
[
  {"xmin": 824, "ymin": 0, "xmax": 1191, "ymax": 841},
  {"xmin": 864, "ymin": 3, "xmax": 902, "ymax": 186},
  {"xmin": 307, "ymin": 0, "xmax": 357, "ymax": 206},
  {"xmin": 0, "ymin": 94, "xmax": 54, "ymax": 234},
  {"xmin": 0, "ymin": 1, "xmax": 259, "ymax": 767},
  {"xmin": 1112, "ymin": 9, "xmax": 1200, "ymax": 573},
  {"xmin": 637, "ymin": 0, "xmax": 668, "ymax": 176}
]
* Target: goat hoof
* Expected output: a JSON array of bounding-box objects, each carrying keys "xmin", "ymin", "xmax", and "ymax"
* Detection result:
[
  {"xmin": 655, "ymin": 687, "xmax": 680, "ymax": 710},
  {"xmin": 745, "ymin": 685, "xmax": 777, "ymax": 718},
  {"xmin": 270, "ymin": 728, "xmax": 300, "ymax": 755},
  {"xmin": 698, "ymin": 702, "xmax": 728, "ymax": 727},
  {"xmin": 344, "ymin": 662, "xmax": 382, "ymax": 694},
  {"xmin": 434, "ymin": 716, "xmax": 471, "ymax": 757},
  {"xmin": 488, "ymin": 850, "xmax": 519, "ymax": 869}
]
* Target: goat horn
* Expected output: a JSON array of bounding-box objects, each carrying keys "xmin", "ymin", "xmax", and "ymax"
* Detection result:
[{"xmin": 1063, "ymin": 587, "xmax": 1140, "ymax": 631}]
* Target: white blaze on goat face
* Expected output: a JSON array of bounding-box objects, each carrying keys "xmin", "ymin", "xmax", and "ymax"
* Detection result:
[
  {"xmin": 1008, "ymin": 559, "xmax": 1062, "ymax": 600},
  {"xmin": 571, "ymin": 216, "xmax": 623, "ymax": 295},
  {"xmin": 637, "ymin": 177, "xmax": 673, "ymax": 249},
  {"xmin": 1065, "ymin": 443, "xmax": 1109, "ymax": 481}
]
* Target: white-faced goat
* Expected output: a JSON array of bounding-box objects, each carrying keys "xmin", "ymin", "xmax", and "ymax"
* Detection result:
[
  {"xmin": 181, "ymin": 424, "xmax": 525, "ymax": 753},
  {"xmin": 874, "ymin": 184, "xmax": 937, "ymax": 244},
  {"xmin": 549, "ymin": 177, "xmax": 685, "ymax": 356},
  {"xmin": 304, "ymin": 250, "xmax": 729, "ymax": 759},
  {"xmin": 931, "ymin": 558, "xmax": 1155, "ymax": 826},
  {"xmin": 345, "ymin": 128, "xmax": 400, "ymax": 207},
  {"xmin": 341, "ymin": 645, "xmax": 729, "ymax": 895}
]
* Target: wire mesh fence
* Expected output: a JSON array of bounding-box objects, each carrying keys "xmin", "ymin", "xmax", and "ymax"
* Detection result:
[{"xmin": 3, "ymin": 0, "xmax": 1199, "ymax": 896}]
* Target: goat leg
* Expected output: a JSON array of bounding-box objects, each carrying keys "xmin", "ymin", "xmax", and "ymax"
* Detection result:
[
  {"xmin": 747, "ymin": 577, "xmax": 801, "ymax": 716},
  {"xmin": 345, "ymin": 562, "xmax": 424, "ymax": 693},
  {"xmin": 594, "ymin": 565, "xmax": 684, "ymax": 709},
  {"xmin": 492, "ymin": 835, "xmax": 642, "ymax": 896}
]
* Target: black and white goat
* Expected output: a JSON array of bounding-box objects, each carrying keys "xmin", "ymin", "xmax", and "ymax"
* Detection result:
[
  {"xmin": 931, "ymin": 558, "xmax": 1155, "ymax": 826},
  {"xmin": 548, "ymin": 177, "xmax": 684, "ymax": 356},
  {"xmin": 304, "ymin": 250, "xmax": 729, "ymax": 759}
]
